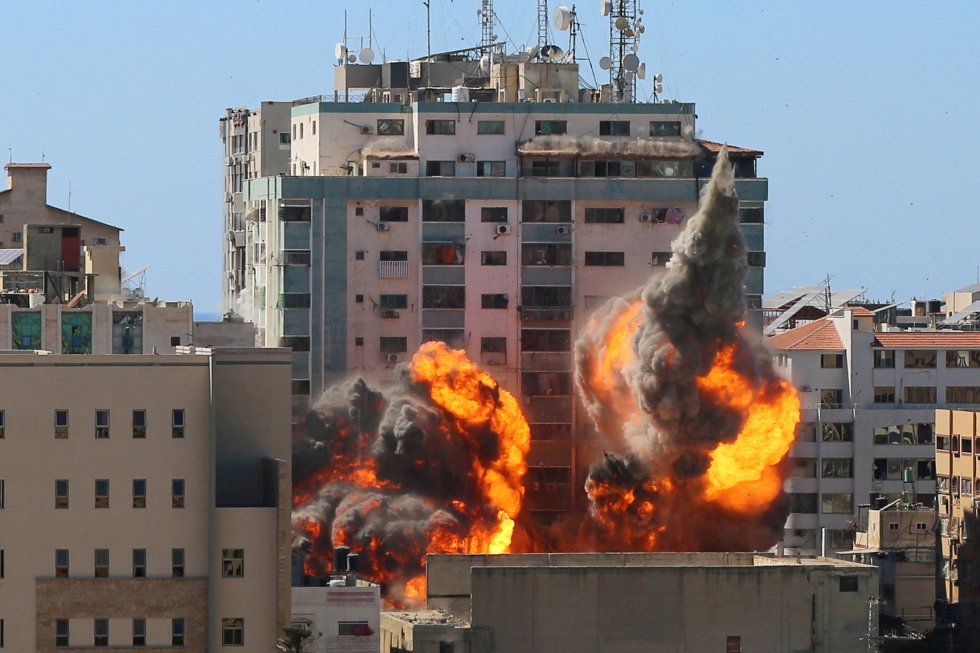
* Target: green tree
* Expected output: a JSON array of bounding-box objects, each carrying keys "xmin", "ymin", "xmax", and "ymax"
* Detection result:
[{"xmin": 276, "ymin": 626, "xmax": 313, "ymax": 653}]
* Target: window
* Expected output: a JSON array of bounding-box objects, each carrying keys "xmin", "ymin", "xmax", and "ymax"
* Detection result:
[
  {"xmin": 599, "ymin": 120, "xmax": 630, "ymax": 136},
  {"xmin": 133, "ymin": 479, "xmax": 146, "ymax": 508},
  {"xmin": 421, "ymin": 242, "xmax": 464, "ymax": 265},
  {"xmin": 820, "ymin": 354, "xmax": 844, "ymax": 368},
  {"xmin": 584, "ymin": 207, "xmax": 624, "ymax": 224},
  {"xmin": 422, "ymin": 199, "xmax": 465, "ymax": 222},
  {"xmin": 95, "ymin": 549, "xmax": 109, "ymax": 577},
  {"xmin": 222, "ymin": 618, "xmax": 245, "ymax": 646},
  {"xmin": 377, "ymin": 119, "xmax": 405, "ymax": 136},
  {"xmin": 821, "ymin": 423, "xmax": 853, "ymax": 441},
  {"xmin": 481, "ymin": 337, "xmax": 507, "ymax": 366},
  {"xmin": 422, "ymin": 329, "xmax": 465, "ymax": 348},
  {"xmin": 947, "ymin": 387, "xmax": 980, "ymax": 404},
  {"xmin": 820, "ymin": 389, "xmax": 844, "ymax": 408},
  {"xmin": 821, "ymin": 459, "xmax": 853, "ymax": 478},
  {"xmin": 379, "ymin": 295, "xmax": 408, "ymax": 310},
  {"xmin": 873, "ymin": 386, "xmax": 896, "ymax": 404},
  {"xmin": 338, "ymin": 621, "xmax": 372, "ymax": 637},
  {"xmin": 904, "ymin": 386, "xmax": 936, "ymax": 404},
  {"xmin": 56, "ymin": 619, "xmax": 69, "ymax": 647},
  {"xmin": 873, "ymin": 350, "xmax": 894, "ymax": 368},
  {"xmin": 172, "ymin": 479, "xmax": 185, "ymax": 508},
  {"xmin": 650, "ymin": 120, "xmax": 682, "ymax": 136},
  {"xmin": 170, "ymin": 336, "xmax": 181, "ymax": 347},
  {"xmin": 524, "ymin": 159, "xmax": 560, "ymax": 177},
  {"xmin": 481, "ymin": 251, "xmax": 507, "ymax": 265},
  {"xmin": 477, "ymin": 120, "xmax": 505, "ymax": 135},
  {"xmin": 11, "ymin": 232, "xmax": 20, "ymax": 243},
  {"xmin": 746, "ymin": 252, "xmax": 766, "ymax": 267},
  {"xmin": 790, "ymin": 493, "xmax": 818, "ymax": 514},
  {"xmin": 477, "ymin": 160, "xmax": 506, "ymax": 177},
  {"xmin": 0, "ymin": 480, "xmax": 4, "ymax": 509},
  {"xmin": 839, "ymin": 576, "xmax": 859, "ymax": 592},
  {"xmin": 94, "ymin": 619, "xmax": 110, "ymax": 647},
  {"xmin": 0, "ymin": 409, "xmax": 4, "ymax": 438},
  {"xmin": 584, "ymin": 251, "xmax": 625, "ymax": 266},
  {"xmin": 422, "ymin": 286, "xmax": 465, "ymax": 309},
  {"xmin": 522, "ymin": 200, "xmax": 571, "ymax": 222},
  {"xmin": 726, "ymin": 636, "xmax": 742, "ymax": 653},
  {"xmin": 354, "ymin": 337, "xmax": 364, "ymax": 346},
  {"xmin": 425, "ymin": 120, "xmax": 456, "ymax": 135},
  {"xmin": 738, "ymin": 207, "xmax": 764, "ymax": 224},
  {"xmin": 520, "ymin": 286, "xmax": 572, "ymax": 308},
  {"xmin": 55, "ymin": 549, "xmax": 69, "ymax": 577},
  {"xmin": 112, "ymin": 311, "xmax": 143, "ymax": 353},
  {"xmin": 95, "ymin": 479, "xmax": 109, "ymax": 508},
  {"xmin": 522, "ymin": 371, "xmax": 572, "ymax": 396},
  {"xmin": 55, "ymin": 479, "xmax": 69, "ymax": 508},
  {"xmin": 132, "ymin": 619, "xmax": 146, "ymax": 647},
  {"xmin": 821, "ymin": 493, "xmax": 853, "ymax": 514},
  {"xmin": 172, "ymin": 409, "xmax": 185, "ymax": 438},
  {"xmin": 55, "ymin": 409, "xmax": 69, "ymax": 438},
  {"xmin": 915, "ymin": 522, "xmax": 928, "ymax": 531},
  {"xmin": 947, "ymin": 350, "xmax": 980, "ymax": 368},
  {"xmin": 222, "ymin": 549, "xmax": 244, "ymax": 577},
  {"xmin": 132, "ymin": 410, "xmax": 146, "ymax": 438},
  {"xmin": 172, "ymin": 549, "xmax": 184, "ymax": 577},
  {"xmin": 379, "ymin": 250, "xmax": 408, "ymax": 262},
  {"xmin": 389, "ymin": 162, "xmax": 408, "ymax": 174},
  {"xmin": 132, "ymin": 548, "xmax": 146, "ymax": 578},
  {"xmin": 521, "ymin": 330, "xmax": 571, "ymax": 352},
  {"xmin": 873, "ymin": 423, "xmax": 934, "ymax": 445},
  {"xmin": 425, "ymin": 160, "xmax": 456, "ymax": 176},
  {"xmin": 94, "ymin": 409, "xmax": 109, "ymax": 438},
  {"xmin": 481, "ymin": 294, "xmax": 509, "ymax": 309},
  {"xmin": 535, "ymin": 120, "xmax": 567, "ymax": 135},
  {"xmin": 480, "ymin": 207, "xmax": 508, "ymax": 223},
  {"xmin": 522, "ymin": 243, "xmax": 572, "ymax": 266},
  {"xmin": 651, "ymin": 252, "xmax": 672, "ymax": 266},
  {"xmin": 379, "ymin": 337, "xmax": 407, "ymax": 354},
  {"xmin": 380, "ymin": 206, "xmax": 409, "ymax": 222},
  {"xmin": 172, "ymin": 618, "xmax": 185, "ymax": 646},
  {"xmin": 904, "ymin": 350, "xmax": 936, "ymax": 368},
  {"xmin": 0, "ymin": 549, "xmax": 3, "ymax": 578}
]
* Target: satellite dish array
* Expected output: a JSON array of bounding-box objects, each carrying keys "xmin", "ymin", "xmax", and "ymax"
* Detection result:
[{"xmin": 335, "ymin": 42, "xmax": 376, "ymax": 65}]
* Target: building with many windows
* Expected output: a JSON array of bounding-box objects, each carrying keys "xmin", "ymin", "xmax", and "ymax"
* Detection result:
[
  {"xmin": 769, "ymin": 307, "xmax": 980, "ymax": 555},
  {"xmin": 0, "ymin": 347, "xmax": 292, "ymax": 651},
  {"xmin": 223, "ymin": 47, "xmax": 769, "ymax": 523}
]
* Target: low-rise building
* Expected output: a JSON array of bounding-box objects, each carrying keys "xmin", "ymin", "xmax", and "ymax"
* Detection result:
[
  {"xmin": 292, "ymin": 582, "xmax": 381, "ymax": 653},
  {"xmin": 0, "ymin": 347, "xmax": 292, "ymax": 651}
]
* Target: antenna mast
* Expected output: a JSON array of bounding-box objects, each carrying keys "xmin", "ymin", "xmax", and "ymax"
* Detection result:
[
  {"xmin": 538, "ymin": 0, "xmax": 549, "ymax": 50},
  {"xmin": 608, "ymin": 0, "xmax": 642, "ymax": 102},
  {"xmin": 480, "ymin": 0, "xmax": 495, "ymax": 49}
]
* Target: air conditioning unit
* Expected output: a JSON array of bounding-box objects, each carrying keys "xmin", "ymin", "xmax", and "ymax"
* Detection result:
[
  {"xmin": 376, "ymin": 223, "xmax": 390, "ymax": 232},
  {"xmin": 380, "ymin": 310, "xmax": 400, "ymax": 318},
  {"xmin": 386, "ymin": 353, "xmax": 400, "ymax": 363},
  {"xmin": 495, "ymin": 224, "xmax": 512, "ymax": 236},
  {"xmin": 555, "ymin": 226, "xmax": 569, "ymax": 235},
  {"xmin": 360, "ymin": 126, "xmax": 372, "ymax": 134},
  {"xmin": 639, "ymin": 213, "xmax": 654, "ymax": 223},
  {"xmin": 457, "ymin": 153, "xmax": 475, "ymax": 163}
]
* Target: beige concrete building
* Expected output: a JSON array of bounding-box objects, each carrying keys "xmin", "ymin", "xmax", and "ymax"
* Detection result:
[
  {"xmin": 0, "ymin": 163, "xmax": 121, "ymax": 249},
  {"xmin": 382, "ymin": 552, "xmax": 878, "ymax": 653},
  {"xmin": 291, "ymin": 583, "xmax": 381, "ymax": 653},
  {"xmin": 0, "ymin": 347, "xmax": 292, "ymax": 651},
  {"xmin": 936, "ymin": 408, "xmax": 980, "ymax": 644}
]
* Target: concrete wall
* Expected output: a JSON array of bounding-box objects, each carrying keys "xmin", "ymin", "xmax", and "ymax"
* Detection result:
[{"xmin": 292, "ymin": 584, "xmax": 381, "ymax": 653}]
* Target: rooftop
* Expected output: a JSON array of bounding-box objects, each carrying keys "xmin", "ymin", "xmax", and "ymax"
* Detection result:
[
  {"xmin": 766, "ymin": 318, "xmax": 844, "ymax": 351},
  {"xmin": 3, "ymin": 163, "xmax": 51, "ymax": 171},
  {"xmin": 873, "ymin": 332, "xmax": 980, "ymax": 348}
]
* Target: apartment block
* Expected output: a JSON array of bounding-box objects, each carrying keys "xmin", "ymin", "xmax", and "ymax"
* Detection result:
[
  {"xmin": 770, "ymin": 307, "xmax": 980, "ymax": 555},
  {"xmin": 936, "ymin": 408, "xmax": 980, "ymax": 643},
  {"xmin": 0, "ymin": 347, "xmax": 292, "ymax": 651}
]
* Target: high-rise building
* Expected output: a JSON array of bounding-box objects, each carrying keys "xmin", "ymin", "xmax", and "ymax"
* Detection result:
[
  {"xmin": 769, "ymin": 307, "xmax": 980, "ymax": 555},
  {"xmin": 0, "ymin": 347, "xmax": 292, "ymax": 651},
  {"xmin": 221, "ymin": 11, "xmax": 769, "ymax": 521}
]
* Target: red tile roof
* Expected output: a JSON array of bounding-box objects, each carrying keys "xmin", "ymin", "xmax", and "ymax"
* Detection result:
[
  {"xmin": 848, "ymin": 307, "xmax": 876, "ymax": 317},
  {"xmin": 873, "ymin": 332, "xmax": 980, "ymax": 348},
  {"xmin": 766, "ymin": 319, "xmax": 844, "ymax": 351},
  {"xmin": 697, "ymin": 139, "xmax": 763, "ymax": 156}
]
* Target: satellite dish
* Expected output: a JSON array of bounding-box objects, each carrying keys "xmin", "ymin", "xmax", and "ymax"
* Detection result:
[
  {"xmin": 655, "ymin": 84, "xmax": 664, "ymax": 93},
  {"xmin": 526, "ymin": 45, "xmax": 541, "ymax": 61},
  {"xmin": 359, "ymin": 48, "xmax": 375, "ymax": 64},
  {"xmin": 540, "ymin": 44, "xmax": 564, "ymax": 62},
  {"xmin": 637, "ymin": 63, "xmax": 646, "ymax": 80},
  {"xmin": 347, "ymin": 54, "xmax": 357, "ymax": 63},
  {"xmin": 614, "ymin": 16, "xmax": 629, "ymax": 31},
  {"xmin": 334, "ymin": 43, "xmax": 348, "ymax": 60},
  {"xmin": 654, "ymin": 72, "xmax": 663, "ymax": 83},
  {"xmin": 623, "ymin": 54, "xmax": 640, "ymax": 71},
  {"xmin": 598, "ymin": 56, "xmax": 612, "ymax": 71},
  {"xmin": 623, "ymin": 27, "xmax": 635, "ymax": 38},
  {"xmin": 553, "ymin": 6, "xmax": 573, "ymax": 31},
  {"xmin": 600, "ymin": 1, "xmax": 611, "ymax": 16}
]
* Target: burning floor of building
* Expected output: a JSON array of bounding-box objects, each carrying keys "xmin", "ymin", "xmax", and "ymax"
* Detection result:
[{"xmin": 291, "ymin": 149, "xmax": 801, "ymax": 605}]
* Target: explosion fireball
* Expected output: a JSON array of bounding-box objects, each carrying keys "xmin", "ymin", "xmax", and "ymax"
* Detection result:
[{"xmin": 291, "ymin": 148, "xmax": 800, "ymax": 603}]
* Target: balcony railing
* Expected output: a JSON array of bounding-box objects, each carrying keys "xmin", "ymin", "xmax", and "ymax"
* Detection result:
[{"xmin": 378, "ymin": 261, "xmax": 409, "ymax": 279}]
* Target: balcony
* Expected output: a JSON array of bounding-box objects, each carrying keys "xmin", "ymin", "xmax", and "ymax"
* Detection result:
[
  {"xmin": 520, "ymin": 307, "xmax": 573, "ymax": 322},
  {"xmin": 378, "ymin": 260, "xmax": 409, "ymax": 279}
]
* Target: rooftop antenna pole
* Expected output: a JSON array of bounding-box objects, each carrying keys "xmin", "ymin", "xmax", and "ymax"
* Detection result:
[
  {"xmin": 538, "ymin": 0, "xmax": 549, "ymax": 50},
  {"xmin": 344, "ymin": 10, "xmax": 349, "ymax": 101},
  {"xmin": 480, "ymin": 0, "xmax": 495, "ymax": 50},
  {"xmin": 369, "ymin": 9, "xmax": 373, "ymax": 50},
  {"xmin": 424, "ymin": 1, "xmax": 431, "ymax": 61}
]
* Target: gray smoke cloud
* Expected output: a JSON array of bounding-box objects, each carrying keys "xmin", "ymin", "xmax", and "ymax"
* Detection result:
[
  {"xmin": 574, "ymin": 148, "xmax": 792, "ymax": 551},
  {"xmin": 517, "ymin": 135, "xmax": 700, "ymax": 158}
]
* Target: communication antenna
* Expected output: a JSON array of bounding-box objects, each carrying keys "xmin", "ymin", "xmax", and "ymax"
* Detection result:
[
  {"xmin": 606, "ymin": 0, "xmax": 645, "ymax": 102},
  {"xmin": 537, "ymin": 0, "xmax": 549, "ymax": 50},
  {"xmin": 552, "ymin": 5, "xmax": 578, "ymax": 61},
  {"xmin": 479, "ymin": 0, "xmax": 496, "ymax": 50}
]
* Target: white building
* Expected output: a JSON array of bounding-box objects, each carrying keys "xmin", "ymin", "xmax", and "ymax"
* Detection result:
[
  {"xmin": 291, "ymin": 583, "xmax": 381, "ymax": 653},
  {"xmin": 0, "ymin": 347, "xmax": 292, "ymax": 651},
  {"xmin": 769, "ymin": 307, "xmax": 980, "ymax": 555}
]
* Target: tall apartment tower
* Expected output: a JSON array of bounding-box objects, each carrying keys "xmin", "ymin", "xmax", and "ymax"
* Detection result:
[
  {"xmin": 222, "ymin": 27, "xmax": 768, "ymax": 522},
  {"xmin": 0, "ymin": 347, "xmax": 293, "ymax": 651},
  {"xmin": 769, "ymin": 308, "xmax": 980, "ymax": 555}
]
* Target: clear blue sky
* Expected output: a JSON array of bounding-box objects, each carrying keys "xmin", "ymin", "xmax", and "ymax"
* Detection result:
[{"xmin": 2, "ymin": 1, "xmax": 977, "ymax": 313}]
